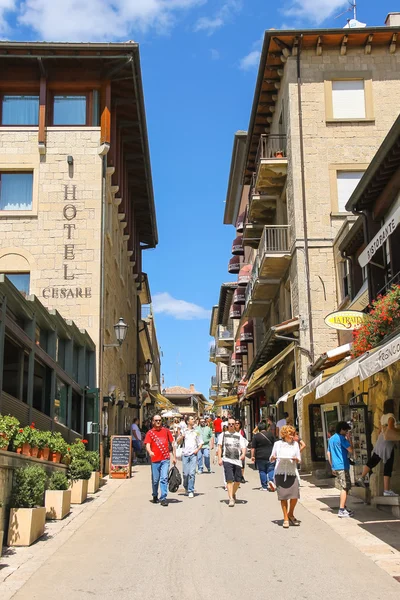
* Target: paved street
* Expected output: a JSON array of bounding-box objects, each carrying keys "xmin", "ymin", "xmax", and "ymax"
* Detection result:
[{"xmin": 4, "ymin": 461, "xmax": 400, "ymax": 600}]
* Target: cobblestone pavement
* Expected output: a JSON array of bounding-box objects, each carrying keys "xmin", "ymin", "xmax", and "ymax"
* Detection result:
[{"xmin": 1, "ymin": 462, "xmax": 399, "ymax": 600}]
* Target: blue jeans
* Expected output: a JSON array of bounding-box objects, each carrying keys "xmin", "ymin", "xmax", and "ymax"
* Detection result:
[
  {"xmin": 182, "ymin": 454, "xmax": 197, "ymax": 493},
  {"xmin": 256, "ymin": 459, "xmax": 275, "ymax": 489},
  {"xmin": 151, "ymin": 459, "xmax": 170, "ymax": 500},
  {"xmin": 197, "ymin": 447, "xmax": 210, "ymax": 473}
]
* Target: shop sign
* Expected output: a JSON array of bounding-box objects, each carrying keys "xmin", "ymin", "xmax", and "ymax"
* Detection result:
[
  {"xmin": 128, "ymin": 374, "xmax": 137, "ymax": 398},
  {"xmin": 359, "ymin": 332, "xmax": 400, "ymax": 381},
  {"xmin": 324, "ymin": 310, "xmax": 365, "ymax": 331},
  {"xmin": 358, "ymin": 205, "xmax": 400, "ymax": 268},
  {"xmin": 237, "ymin": 384, "xmax": 246, "ymax": 396}
]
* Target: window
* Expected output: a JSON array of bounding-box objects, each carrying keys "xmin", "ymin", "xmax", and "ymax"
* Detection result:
[
  {"xmin": 54, "ymin": 378, "xmax": 68, "ymax": 425},
  {"xmin": 336, "ymin": 171, "xmax": 365, "ymax": 213},
  {"xmin": 332, "ymin": 80, "xmax": 365, "ymax": 119},
  {"xmin": 2, "ymin": 95, "xmax": 39, "ymax": 125},
  {"xmin": 53, "ymin": 95, "xmax": 87, "ymax": 125},
  {"xmin": 0, "ymin": 172, "xmax": 33, "ymax": 210},
  {"xmin": 2, "ymin": 273, "xmax": 30, "ymax": 297},
  {"xmin": 341, "ymin": 261, "xmax": 350, "ymax": 299}
]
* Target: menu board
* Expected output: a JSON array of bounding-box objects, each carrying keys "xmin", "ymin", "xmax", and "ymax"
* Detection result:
[{"xmin": 110, "ymin": 435, "xmax": 132, "ymax": 479}]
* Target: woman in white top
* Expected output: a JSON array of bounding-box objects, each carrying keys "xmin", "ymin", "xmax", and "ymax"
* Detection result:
[
  {"xmin": 270, "ymin": 424, "xmax": 301, "ymax": 529},
  {"xmin": 357, "ymin": 399, "xmax": 400, "ymax": 496}
]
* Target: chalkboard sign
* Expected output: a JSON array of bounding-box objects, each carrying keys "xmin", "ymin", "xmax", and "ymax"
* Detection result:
[{"xmin": 109, "ymin": 435, "xmax": 132, "ymax": 479}]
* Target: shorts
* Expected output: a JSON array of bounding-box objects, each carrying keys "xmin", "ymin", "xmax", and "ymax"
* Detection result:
[
  {"xmin": 132, "ymin": 440, "xmax": 141, "ymax": 452},
  {"xmin": 334, "ymin": 469, "xmax": 351, "ymax": 492},
  {"xmin": 367, "ymin": 449, "xmax": 394, "ymax": 477},
  {"xmin": 223, "ymin": 461, "xmax": 242, "ymax": 483}
]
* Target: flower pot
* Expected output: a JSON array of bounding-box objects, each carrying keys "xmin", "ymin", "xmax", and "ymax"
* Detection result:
[
  {"xmin": 16, "ymin": 446, "xmax": 22, "ymax": 454},
  {"xmin": 274, "ymin": 151, "xmax": 284, "ymax": 158},
  {"xmin": 69, "ymin": 479, "xmax": 88, "ymax": 504},
  {"xmin": 30, "ymin": 446, "xmax": 39, "ymax": 458},
  {"xmin": 45, "ymin": 490, "xmax": 71, "ymax": 520},
  {"xmin": 88, "ymin": 471, "xmax": 100, "ymax": 494},
  {"xmin": 50, "ymin": 451, "xmax": 61, "ymax": 463},
  {"xmin": 7, "ymin": 507, "xmax": 46, "ymax": 546},
  {"xmin": 38, "ymin": 447, "xmax": 50, "ymax": 461},
  {"xmin": 110, "ymin": 472, "xmax": 127, "ymax": 479},
  {"xmin": 21, "ymin": 443, "xmax": 31, "ymax": 456}
]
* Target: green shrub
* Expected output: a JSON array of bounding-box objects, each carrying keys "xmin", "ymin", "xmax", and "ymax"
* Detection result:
[
  {"xmin": 0, "ymin": 415, "xmax": 20, "ymax": 449},
  {"xmin": 10, "ymin": 466, "xmax": 47, "ymax": 508},
  {"xmin": 68, "ymin": 439, "xmax": 87, "ymax": 460},
  {"xmin": 49, "ymin": 432, "xmax": 68, "ymax": 455},
  {"xmin": 86, "ymin": 451, "xmax": 100, "ymax": 472},
  {"xmin": 36, "ymin": 430, "xmax": 52, "ymax": 450},
  {"xmin": 47, "ymin": 472, "xmax": 69, "ymax": 491},
  {"xmin": 68, "ymin": 459, "xmax": 92, "ymax": 481}
]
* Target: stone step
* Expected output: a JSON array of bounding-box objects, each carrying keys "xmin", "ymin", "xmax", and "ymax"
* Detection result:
[{"xmin": 371, "ymin": 495, "xmax": 400, "ymax": 518}]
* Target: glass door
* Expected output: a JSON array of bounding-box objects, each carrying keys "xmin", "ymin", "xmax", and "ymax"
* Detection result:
[{"xmin": 321, "ymin": 403, "xmax": 342, "ymax": 458}]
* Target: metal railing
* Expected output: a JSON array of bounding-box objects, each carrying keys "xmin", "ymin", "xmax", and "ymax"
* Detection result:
[
  {"xmin": 220, "ymin": 367, "xmax": 231, "ymax": 383},
  {"xmin": 211, "ymin": 376, "xmax": 217, "ymax": 387},
  {"xmin": 256, "ymin": 133, "xmax": 287, "ymax": 165},
  {"xmin": 257, "ymin": 225, "xmax": 290, "ymax": 258},
  {"xmin": 376, "ymin": 270, "xmax": 400, "ymax": 298},
  {"xmin": 216, "ymin": 347, "xmax": 230, "ymax": 359},
  {"xmin": 209, "ymin": 344, "xmax": 216, "ymax": 359},
  {"xmin": 218, "ymin": 325, "xmax": 234, "ymax": 340}
]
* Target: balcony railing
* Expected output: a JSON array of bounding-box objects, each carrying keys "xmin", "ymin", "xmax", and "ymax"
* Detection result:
[
  {"xmin": 376, "ymin": 270, "xmax": 400, "ymax": 299},
  {"xmin": 256, "ymin": 133, "xmax": 287, "ymax": 165},
  {"xmin": 218, "ymin": 325, "xmax": 234, "ymax": 340},
  {"xmin": 209, "ymin": 344, "xmax": 216, "ymax": 360},
  {"xmin": 209, "ymin": 388, "xmax": 217, "ymax": 398},
  {"xmin": 220, "ymin": 367, "xmax": 231, "ymax": 384},
  {"xmin": 216, "ymin": 347, "xmax": 230, "ymax": 361},
  {"xmin": 211, "ymin": 376, "xmax": 218, "ymax": 389},
  {"xmin": 257, "ymin": 225, "xmax": 290, "ymax": 259}
]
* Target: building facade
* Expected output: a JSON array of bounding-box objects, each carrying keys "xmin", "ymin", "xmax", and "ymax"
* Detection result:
[{"xmin": 163, "ymin": 384, "xmax": 207, "ymax": 417}]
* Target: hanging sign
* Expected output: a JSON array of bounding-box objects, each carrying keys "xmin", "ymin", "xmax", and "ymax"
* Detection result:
[
  {"xmin": 324, "ymin": 310, "xmax": 365, "ymax": 331},
  {"xmin": 358, "ymin": 206, "xmax": 400, "ymax": 268}
]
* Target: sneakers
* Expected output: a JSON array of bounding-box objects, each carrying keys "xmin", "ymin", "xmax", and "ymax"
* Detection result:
[
  {"xmin": 188, "ymin": 492, "xmax": 194, "ymax": 498},
  {"xmin": 383, "ymin": 490, "xmax": 399, "ymax": 497},
  {"xmin": 228, "ymin": 498, "xmax": 235, "ymax": 507},
  {"xmin": 260, "ymin": 487, "xmax": 269, "ymax": 491},
  {"xmin": 356, "ymin": 477, "xmax": 367, "ymax": 488},
  {"xmin": 338, "ymin": 508, "xmax": 353, "ymax": 518},
  {"xmin": 160, "ymin": 499, "xmax": 168, "ymax": 507},
  {"xmin": 268, "ymin": 481, "xmax": 276, "ymax": 492},
  {"xmin": 344, "ymin": 507, "xmax": 354, "ymax": 517}
]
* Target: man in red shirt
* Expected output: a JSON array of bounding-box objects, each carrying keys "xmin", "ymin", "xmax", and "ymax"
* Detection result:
[
  {"xmin": 213, "ymin": 415, "xmax": 222, "ymax": 447},
  {"xmin": 144, "ymin": 415, "xmax": 176, "ymax": 506}
]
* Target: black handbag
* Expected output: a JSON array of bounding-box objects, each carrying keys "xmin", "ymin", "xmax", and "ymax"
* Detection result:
[{"xmin": 168, "ymin": 465, "xmax": 182, "ymax": 493}]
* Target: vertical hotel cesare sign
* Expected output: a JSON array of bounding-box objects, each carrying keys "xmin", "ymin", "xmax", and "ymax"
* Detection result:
[{"xmin": 324, "ymin": 310, "xmax": 365, "ymax": 331}]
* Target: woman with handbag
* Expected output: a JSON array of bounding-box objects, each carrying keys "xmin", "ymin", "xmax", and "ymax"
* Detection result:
[
  {"xmin": 270, "ymin": 424, "xmax": 301, "ymax": 528},
  {"xmin": 357, "ymin": 399, "xmax": 400, "ymax": 496}
]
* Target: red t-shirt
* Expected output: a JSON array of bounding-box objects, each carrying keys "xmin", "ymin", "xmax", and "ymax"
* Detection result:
[
  {"xmin": 214, "ymin": 418, "xmax": 222, "ymax": 434},
  {"xmin": 144, "ymin": 427, "xmax": 173, "ymax": 463}
]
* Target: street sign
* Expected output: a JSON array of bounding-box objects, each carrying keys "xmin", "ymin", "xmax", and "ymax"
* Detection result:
[
  {"xmin": 128, "ymin": 374, "xmax": 137, "ymax": 398},
  {"xmin": 358, "ymin": 205, "xmax": 400, "ymax": 268}
]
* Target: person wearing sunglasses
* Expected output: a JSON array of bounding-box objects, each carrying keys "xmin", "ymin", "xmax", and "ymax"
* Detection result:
[
  {"xmin": 218, "ymin": 417, "xmax": 248, "ymax": 507},
  {"xmin": 144, "ymin": 415, "xmax": 176, "ymax": 506}
]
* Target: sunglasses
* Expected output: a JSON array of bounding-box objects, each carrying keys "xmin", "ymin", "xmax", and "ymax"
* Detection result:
[{"xmin": 154, "ymin": 419, "xmax": 161, "ymax": 423}]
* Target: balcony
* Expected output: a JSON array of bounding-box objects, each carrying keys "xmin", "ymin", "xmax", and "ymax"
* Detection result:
[
  {"xmin": 215, "ymin": 347, "xmax": 230, "ymax": 362},
  {"xmin": 217, "ymin": 325, "xmax": 234, "ymax": 348},
  {"xmin": 220, "ymin": 366, "xmax": 231, "ymax": 388},
  {"xmin": 211, "ymin": 376, "xmax": 218, "ymax": 390},
  {"xmin": 255, "ymin": 134, "xmax": 288, "ymax": 193},
  {"xmin": 244, "ymin": 225, "xmax": 291, "ymax": 317},
  {"xmin": 209, "ymin": 344, "xmax": 216, "ymax": 363},
  {"xmin": 248, "ymin": 172, "xmax": 280, "ymax": 224},
  {"xmin": 209, "ymin": 388, "xmax": 217, "ymax": 399}
]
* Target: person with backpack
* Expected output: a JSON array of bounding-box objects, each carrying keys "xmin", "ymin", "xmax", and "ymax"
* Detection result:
[
  {"xmin": 251, "ymin": 421, "xmax": 276, "ymax": 491},
  {"xmin": 144, "ymin": 415, "xmax": 176, "ymax": 507}
]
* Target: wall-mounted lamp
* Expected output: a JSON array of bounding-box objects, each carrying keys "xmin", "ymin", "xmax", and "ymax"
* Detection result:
[
  {"xmin": 67, "ymin": 155, "xmax": 74, "ymax": 165},
  {"xmin": 104, "ymin": 317, "xmax": 128, "ymax": 349}
]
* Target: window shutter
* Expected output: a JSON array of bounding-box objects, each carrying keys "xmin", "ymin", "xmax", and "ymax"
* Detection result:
[
  {"xmin": 332, "ymin": 80, "xmax": 366, "ymax": 119},
  {"xmin": 336, "ymin": 171, "xmax": 365, "ymax": 212}
]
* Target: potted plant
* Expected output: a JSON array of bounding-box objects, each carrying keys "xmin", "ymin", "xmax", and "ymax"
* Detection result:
[
  {"xmin": 37, "ymin": 430, "xmax": 52, "ymax": 461},
  {"xmin": 68, "ymin": 438, "xmax": 88, "ymax": 460},
  {"xmin": 49, "ymin": 432, "xmax": 68, "ymax": 463},
  {"xmin": 274, "ymin": 149, "xmax": 284, "ymax": 158},
  {"xmin": 13, "ymin": 424, "xmax": 35, "ymax": 456},
  {"xmin": 0, "ymin": 414, "xmax": 19, "ymax": 451},
  {"xmin": 45, "ymin": 472, "xmax": 71, "ymax": 520},
  {"xmin": 86, "ymin": 451, "xmax": 101, "ymax": 494},
  {"xmin": 7, "ymin": 465, "xmax": 47, "ymax": 546},
  {"xmin": 29, "ymin": 423, "xmax": 39, "ymax": 458},
  {"xmin": 68, "ymin": 459, "xmax": 92, "ymax": 504}
]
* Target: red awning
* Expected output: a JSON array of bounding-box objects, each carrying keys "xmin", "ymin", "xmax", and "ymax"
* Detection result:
[
  {"xmin": 240, "ymin": 320, "xmax": 254, "ymax": 342},
  {"xmin": 230, "ymin": 352, "xmax": 242, "ymax": 366},
  {"xmin": 228, "ymin": 256, "xmax": 241, "ymax": 274},
  {"xmin": 238, "ymin": 264, "xmax": 251, "ymax": 286},
  {"xmin": 236, "ymin": 211, "xmax": 245, "ymax": 233},
  {"xmin": 233, "ymin": 287, "xmax": 246, "ymax": 305},
  {"xmin": 232, "ymin": 235, "xmax": 244, "ymax": 256},
  {"xmin": 235, "ymin": 340, "xmax": 248, "ymax": 355},
  {"xmin": 229, "ymin": 303, "xmax": 242, "ymax": 319}
]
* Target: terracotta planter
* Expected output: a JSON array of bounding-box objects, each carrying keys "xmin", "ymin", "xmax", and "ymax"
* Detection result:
[
  {"xmin": 21, "ymin": 443, "xmax": 31, "ymax": 456},
  {"xmin": 50, "ymin": 451, "xmax": 61, "ymax": 463},
  {"xmin": 38, "ymin": 447, "xmax": 50, "ymax": 461},
  {"xmin": 45, "ymin": 490, "xmax": 71, "ymax": 520},
  {"xmin": 69, "ymin": 479, "xmax": 88, "ymax": 504},
  {"xmin": 7, "ymin": 507, "xmax": 46, "ymax": 546},
  {"xmin": 16, "ymin": 447, "xmax": 22, "ymax": 454},
  {"xmin": 88, "ymin": 471, "xmax": 100, "ymax": 494},
  {"xmin": 110, "ymin": 472, "xmax": 127, "ymax": 479},
  {"xmin": 30, "ymin": 446, "xmax": 39, "ymax": 458}
]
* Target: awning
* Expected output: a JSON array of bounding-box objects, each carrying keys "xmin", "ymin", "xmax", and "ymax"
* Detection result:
[
  {"xmin": 310, "ymin": 343, "xmax": 352, "ymax": 376},
  {"xmin": 276, "ymin": 387, "xmax": 302, "ymax": 405},
  {"xmin": 359, "ymin": 331, "xmax": 400, "ymax": 381},
  {"xmin": 232, "ymin": 235, "xmax": 244, "ymax": 256},
  {"xmin": 250, "ymin": 343, "xmax": 295, "ymax": 386},
  {"xmin": 149, "ymin": 392, "xmax": 175, "ymax": 410},
  {"xmin": 315, "ymin": 357, "xmax": 359, "ymax": 399},
  {"xmin": 246, "ymin": 367, "xmax": 279, "ymax": 396},
  {"xmin": 213, "ymin": 395, "xmax": 239, "ymax": 407},
  {"xmin": 294, "ymin": 361, "xmax": 352, "ymax": 403},
  {"xmin": 238, "ymin": 263, "xmax": 251, "ymax": 286}
]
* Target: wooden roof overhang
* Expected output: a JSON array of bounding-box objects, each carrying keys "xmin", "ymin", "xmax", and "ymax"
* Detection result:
[
  {"xmin": 244, "ymin": 27, "xmax": 400, "ymax": 185},
  {"xmin": 217, "ymin": 282, "xmax": 237, "ymax": 326},
  {"xmin": 0, "ymin": 42, "xmax": 157, "ymax": 248}
]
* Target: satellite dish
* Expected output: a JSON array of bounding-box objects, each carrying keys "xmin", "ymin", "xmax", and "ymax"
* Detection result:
[{"xmin": 344, "ymin": 18, "xmax": 367, "ymax": 28}]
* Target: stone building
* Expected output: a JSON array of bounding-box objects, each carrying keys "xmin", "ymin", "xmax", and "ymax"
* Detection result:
[
  {"xmin": 163, "ymin": 384, "xmax": 207, "ymax": 416},
  {"xmin": 0, "ymin": 42, "xmax": 161, "ymax": 444},
  {"xmin": 210, "ymin": 15, "xmax": 400, "ymax": 467}
]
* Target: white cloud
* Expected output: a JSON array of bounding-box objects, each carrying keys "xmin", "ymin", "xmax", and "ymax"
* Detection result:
[
  {"xmin": 152, "ymin": 292, "xmax": 211, "ymax": 320},
  {"xmin": 0, "ymin": 0, "xmax": 15, "ymax": 34},
  {"xmin": 239, "ymin": 49, "xmax": 260, "ymax": 71},
  {"xmin": 210, "ymin": 48, "xmax": 220, "ymax": 60},
  {"xmin": 282, "ymin": 0, "xmax": 349, "ymax": 25},
  {"xmin": 194, "ymin": 0, "xmax": 241, "ymax": 35},
  {"xmin": 16, "ymin": 0, "xmax": 206, "ymax": 41}
]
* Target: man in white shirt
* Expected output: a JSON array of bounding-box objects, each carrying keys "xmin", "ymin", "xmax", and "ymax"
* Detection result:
[
  {"xmin": 131, "ymin": 418, "xmax": 142, "ymax": 464},
  {"xmin": 177, "ymin": 416, "xmax": 203, "ymax": 498},
  {"xmin": 276, "ymin": 412, "xmax": 289, "ymax": 438},
  {"xmin": 218, "ymin": 417, "xmax": 248, "ymax": 507}
]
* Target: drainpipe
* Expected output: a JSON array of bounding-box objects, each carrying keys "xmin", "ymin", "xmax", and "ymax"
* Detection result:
[{"xmin": 296, "ymin": 34, "xmax": 314, "ymax": 363}]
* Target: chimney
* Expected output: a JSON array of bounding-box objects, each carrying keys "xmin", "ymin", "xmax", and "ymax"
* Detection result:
[
  {"xmin": 385, "ymin": 13, "xmax": 400, "ymax": 27},
  {"xmin": 189, "ymin": 383, "xmax": 195, "ymax": 393}
]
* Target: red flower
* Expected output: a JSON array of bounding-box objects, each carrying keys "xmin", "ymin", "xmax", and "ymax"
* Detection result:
[
  {"xmin": 30, "ymin": 425, "xmax": 35, "ymax": 429},
  {"xmin": 82, "ymin": 439, "xmax": 88, "ymax": 444},
  {"xmin": 19, "ymin": 428, "xmax": 23, "ymax": 433},
  {"xmin": 67, "ymin": 447, "xmax": 71, "ymax": 451},
  {"xmin": 31, "ymin": 422, "xmax": 35, "ymax": 427}
]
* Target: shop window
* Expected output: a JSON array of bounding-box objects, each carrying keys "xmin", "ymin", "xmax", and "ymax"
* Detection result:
[
  {"xmin": 56, "ymin": 337, "xmax": 66, "ymax": 370},
  {"xmin": 2, "ymin": 273, "xmax": 30, "ymax": 297},
  {"xmin": 73, "ymin": 344, "xmax": 79, "ymax": 382},
  {"xmin": 0, "ymin": 172, "xmax": 33, "ymax": 211},
  {"xmin": 54, "ymin": 378, "xmax": 68, "ymax": 425},
  {"xmin": 33, "ymin": 360, "xmax": 51, "ymax": 414},
  {"xmin": 71, "ymin": 390, "xmax": 82, "ymax": 434},
  {"xmin": 1, "ymin": 95, "xmax": 39, "ymax": 125},
  {"xmin": 53, "ymin": 95, "xmax": 87, "ymax": 125}
]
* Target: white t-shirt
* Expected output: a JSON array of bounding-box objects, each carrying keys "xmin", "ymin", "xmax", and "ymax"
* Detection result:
[
  {"xmin": 218, "ymin": 432, "xmax": 248, "ymax": 467},
  {"xmin": 131, "ymin": 423, "xmax": 141, "ymax": 441},
  {"xmin": 381, "ymin": 413, "xmax": 396, "ymax": 427},
  {"xmin": 271, "ymin": 440, "xmax": 301, "ymax": 476},
  {"xmin": 182, "ymin": 428, "xmax": 202, "ymax": 457},
  {"xmin": 276, "ymin": 418, "xmax": 287, "ymax": 430}
]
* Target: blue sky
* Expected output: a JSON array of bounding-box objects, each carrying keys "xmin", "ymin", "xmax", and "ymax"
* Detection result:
[{"xmin": 0, "ymin": 0, "xmax": 393, "ymax": 397}]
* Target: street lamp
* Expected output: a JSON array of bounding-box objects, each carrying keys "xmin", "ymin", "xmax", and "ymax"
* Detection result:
[
  {"xmin": 144, "ymin": 358, "xmax": 153, "ymax": 375},
  {"xmin": 104, "ymin": 317, "xmax": 128, "ymax": 348}
]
